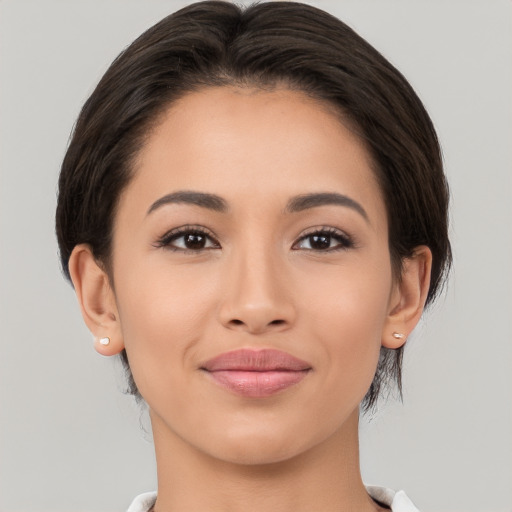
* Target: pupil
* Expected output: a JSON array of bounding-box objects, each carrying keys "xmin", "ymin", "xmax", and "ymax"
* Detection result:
[
  {"xmin": 185, "ymin": 233, "xmax": 205, "ymax": 249},
  {"xmin": 311, "ymin": 234, "xmax": 330, "ymax": 249}
]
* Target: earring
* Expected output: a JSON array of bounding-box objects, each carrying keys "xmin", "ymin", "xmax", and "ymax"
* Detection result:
[
  {"xmin": 392, "ymin": 332, "xmax": 405, "ymax": 340},
  {"xmin": 98, "ymin": 337, "xmax": 110, "ymax": 346}
]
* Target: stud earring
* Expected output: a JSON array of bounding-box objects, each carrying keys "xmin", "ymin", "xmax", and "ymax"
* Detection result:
[
  {"xmin": 99, "ymin": 337, "xmax": 110, "ymax": 346},
  {"xmin": 392, "ymin": 332, "xmax": 405, "ymax": 340}
]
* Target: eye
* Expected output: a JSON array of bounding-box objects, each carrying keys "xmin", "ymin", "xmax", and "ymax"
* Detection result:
[
  {"xmin": 155, "ymin": 226, "xmax": 220, "ymax": 252},
  {"xmin": 292, "ymin": 228, "xmax": 354, "ymax": 251}
]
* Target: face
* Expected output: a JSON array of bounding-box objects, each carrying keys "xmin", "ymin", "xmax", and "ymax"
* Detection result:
[{"xmin": 111, "ymin": 86, "xmax": 397, "ymax": 464}]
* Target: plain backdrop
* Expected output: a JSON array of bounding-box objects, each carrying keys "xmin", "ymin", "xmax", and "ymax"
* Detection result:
[{"xmin": 1, "ymin": 1, "xmax": 511, "ymax": 511}]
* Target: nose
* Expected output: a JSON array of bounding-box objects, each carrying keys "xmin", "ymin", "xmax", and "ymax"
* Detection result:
[{"xmin": 217, "ymin": 247, "xmax": 296, "ymax": 335}]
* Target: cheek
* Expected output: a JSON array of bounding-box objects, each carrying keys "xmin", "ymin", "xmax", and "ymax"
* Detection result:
[
  {"xmin": 112, "ymin": 259, "xmax": 221, "ymax": 395},
  {"xmin": 298, "ymin": 258, "xmax": 392, "ymax": 395},
  {"xmin": 300, "ymin": 253, "xmax": 392, "ymax": 334}
]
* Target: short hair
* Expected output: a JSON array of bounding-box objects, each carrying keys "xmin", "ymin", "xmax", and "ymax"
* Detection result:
[{"xmin": 56, "ymin": 0, "xmax": 451, "ymax": 410}]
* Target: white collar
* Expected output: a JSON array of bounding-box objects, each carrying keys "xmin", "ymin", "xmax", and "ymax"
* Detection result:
[{"xmin": 127, "ymin": 486, "xmax": 420, "ymax": 511}]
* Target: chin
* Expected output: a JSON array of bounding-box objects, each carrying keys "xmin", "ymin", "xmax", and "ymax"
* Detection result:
[
  {"xmin": 196, "ymin": 420, "xmax": 322, "ymax": 467},
  {"xmin": 211, "ymin": 438, "xmax": 304, "ymax": 466}
]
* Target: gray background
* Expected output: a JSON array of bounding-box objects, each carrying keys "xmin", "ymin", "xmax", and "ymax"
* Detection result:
[{"xmin": 1, "ymin": 1, "xmax": 511, "ymax": 511}]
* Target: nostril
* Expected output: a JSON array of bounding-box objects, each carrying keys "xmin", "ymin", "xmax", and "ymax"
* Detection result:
[{"xmin": 228, "ymin": 318, "xmax": 286, "ymax": 329}]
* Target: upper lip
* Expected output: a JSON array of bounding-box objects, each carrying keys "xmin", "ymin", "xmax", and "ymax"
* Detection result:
[{"xmin": 201, "ymin": 349, "xmax": 311, "ymax": 372}]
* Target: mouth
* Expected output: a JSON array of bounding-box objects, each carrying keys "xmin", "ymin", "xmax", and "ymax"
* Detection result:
[{"xmin": 200, "ymin": 348, "xmax": 312, "ymax": 398}]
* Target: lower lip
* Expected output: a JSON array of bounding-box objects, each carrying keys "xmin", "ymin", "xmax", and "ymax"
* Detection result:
[{"xmin": 206, "ymin": 370, "xmax": 309, "ymax": 398}]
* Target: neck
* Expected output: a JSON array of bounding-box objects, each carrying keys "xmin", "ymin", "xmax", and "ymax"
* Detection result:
[{"xmin": 150, "ymin": 408, "xmax": 383, "ymax": 512}]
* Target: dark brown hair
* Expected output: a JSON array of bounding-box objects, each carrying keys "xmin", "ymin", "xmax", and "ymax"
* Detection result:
[{"xmin": 56, "ymin": 0, "xmax": 451, "ymax": 410}]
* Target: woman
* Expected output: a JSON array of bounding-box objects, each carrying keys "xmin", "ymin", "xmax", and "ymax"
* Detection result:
[{"xmin": 56, "ymin": 1, "xmax": 451, "ymax": 511}]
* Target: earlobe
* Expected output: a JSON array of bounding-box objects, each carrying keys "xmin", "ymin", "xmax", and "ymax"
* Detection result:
[
  {"xmin": 68, "ymin": 244, "xmax": 124, "ymax": 356},
  {"xmin": 383, "ymin": 246, "xmax": 432, "ymax": 349}
]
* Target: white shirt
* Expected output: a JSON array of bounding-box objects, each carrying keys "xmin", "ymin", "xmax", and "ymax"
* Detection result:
[{"xmin": 127, "ymin": 487, "xmax": 420, "ymax": 511}]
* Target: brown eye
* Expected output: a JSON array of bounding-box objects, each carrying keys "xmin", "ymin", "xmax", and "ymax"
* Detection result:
[
  {"xmin": 169, "ymin": 231, "xmax": 219, "ymax": 251},
  {"xmin": 156, "ymin": 227, "xmax": 220, "ymax": 252},
  {"xmin": 308, "ymin": 234, "xmax": 331, "ymax": 250},
  {"xmin": 183, "ymin": 233, "xmax": 208, "ymax": 249},
  {"xmin": 293, "ymin": 229, "xmax": 353, "ymax": 251}
]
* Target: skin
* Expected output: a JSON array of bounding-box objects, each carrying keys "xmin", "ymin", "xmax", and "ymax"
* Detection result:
[{"xmin": 69, "ymin": 87, "xmax": 432, "ymax": 512}]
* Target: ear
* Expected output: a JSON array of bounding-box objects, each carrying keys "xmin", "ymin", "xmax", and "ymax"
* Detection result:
[
  {"xmin": 68, "ymin": 244, "xmax": 124, "ymax": 356},
  {"xmin": 383, "ymin": 245, "xmax": 432, "ymax": 349}
]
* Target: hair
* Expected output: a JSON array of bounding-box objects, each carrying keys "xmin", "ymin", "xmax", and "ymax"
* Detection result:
[{"xmin": 56, "ymin": 0, "xmax": 451, "ymax": 411}]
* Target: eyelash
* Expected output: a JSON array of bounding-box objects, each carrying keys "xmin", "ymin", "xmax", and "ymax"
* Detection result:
[
  {"xmin": 153, "ymin": 225, "xmax": 220, "ymax": 253},
  {"xmin": 154, "ymin": 225, "xmax": 355, "ymax": 253},
  {"xmin": 292, "ymin": 227, "xmax": 354, "ymax": 252}
]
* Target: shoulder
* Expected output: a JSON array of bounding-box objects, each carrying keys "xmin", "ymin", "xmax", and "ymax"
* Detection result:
[{"xmin": 366, "ymin": 485, "xmax": 421, "ymax": 512}]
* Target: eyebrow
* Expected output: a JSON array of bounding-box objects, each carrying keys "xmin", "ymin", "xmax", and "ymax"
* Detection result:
[
  {"xmin": 147, "ymin": 191, "xmax": 229, "ymax": 215},
  {"xmin": 147, "ymin": 190, "xmax": 368, "ymax": 222},
  {"xmin": 284, "ymin": 192, "xmax": 369, "ymax": 222}
]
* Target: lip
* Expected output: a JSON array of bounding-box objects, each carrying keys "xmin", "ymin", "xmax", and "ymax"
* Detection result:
[{"xmin": 200, "ymin": 349, "xmax": 312, "ymax": 398}]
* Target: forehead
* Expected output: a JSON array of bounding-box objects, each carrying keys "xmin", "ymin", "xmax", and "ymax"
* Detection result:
[{"xmin": 121, "ymin": 86, "xmax": 385, "ymax": 224}]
